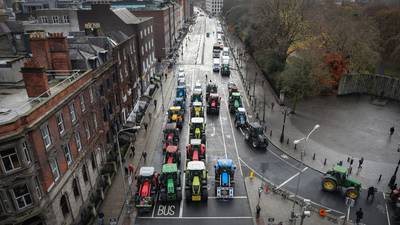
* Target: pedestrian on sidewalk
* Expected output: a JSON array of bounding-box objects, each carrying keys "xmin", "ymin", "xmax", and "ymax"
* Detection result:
[
  {"xmin": 165, "ymin": 73, "xmax": 167, "ymax": 80},
  {"xmin": 358, "ymin": 157, "xmax": 364, "ymax": 168},
  {"xmin": 348, "ymin": 166, "xmax": 353, "ymax": 174},
  {"xmin": 390, "ymin": 126, "xmax": 395, "ymax": 136},
  {"xmin": 271, "ymin": 102, "xmax": 275, "ymax": 112},
  {"xmin": 148, "ymin": 112, "xmax": 152, "ymax": 121},
  {"xmin": 205, "ymin": 74, "xmax": 208, "ymax": 82},
  {"xmin": 143, "ymin": 122, "xmax": 148, "ymax": 132},
  {"xmin": 154, "ymin": 99, "xmax": 157, "ymax": 110},
  {"xmin": 350, "ymin": 158, "xmax": 354, "ymax": 166},
  {"xmin": 142, "ymin": 151, "xmax": 147, "ymax": 163},
  {"xmin": 356, "ymin": 208, "xmax": 363, "ymax": 224},
  {"xmin": 367, "ymin": 186, "xmax": 375, "ymax": 200}
]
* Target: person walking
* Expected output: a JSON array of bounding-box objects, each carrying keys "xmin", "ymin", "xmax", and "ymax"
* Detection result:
[
  {"xmin": 143, "ymin": 122, "xmax": 148, "ymax": 132},
  {"xmin": 356, "ymin": 208, "xmax": 363, "ymax": 224},
  {"xmin": 390, "ymin": 126, "xmax": 395, "ymax": 136},
  {"xmin": 142, "ymin": 151, "xmax": 147, "ymax": 163},
  {"xmin": 271, "ymin": 102, "xmax": 275, "ymax": 112},
  {"xmin": 153, "ymin": 99, "xmax": 157, "ymax": 110},
  {"xmin": 367, "ymin": 186, "xmax": 375, "ymax": 200},
  {"xmin": 358, "ymin": 157, "xmax": 364, "ymax": 168},
  {"xmin": 205, "ymin": 74, "xmax": 208, "ymax": 82}
]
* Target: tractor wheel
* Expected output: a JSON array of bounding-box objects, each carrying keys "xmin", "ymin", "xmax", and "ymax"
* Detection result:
[
  {"xmin": 345, "ymin": 187, "xmax": 359, "ymax": 200},
  {"xmin": 185, "ymin": 190, "xmax": 191, "ymax": 202},
  {"xmin": 322, "ymin": 177, "xmax": 337, "ymax": 192},
  {"xmin": 202, "ymin": 189, "xmax": 208, "ymax": 201}
]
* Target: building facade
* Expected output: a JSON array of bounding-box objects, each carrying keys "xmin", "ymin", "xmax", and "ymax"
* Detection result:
[
  {"xmin": 0, "ymin": 31, "xmax": 138, "ymax": 225},
  {"xmin": 206, "ymin": 0, "xmax": 223, "ymax": 15}
]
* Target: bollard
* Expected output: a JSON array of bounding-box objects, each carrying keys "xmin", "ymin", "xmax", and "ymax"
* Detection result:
[
  {"xmin": 313, "ymin": 153, "xmax": 316, "ymax": 160},
  {"xmin": 294, "ymin": 144, "xmax": 297, "ymax": 150},
  {"xmin": 270, "ymin": 130, "xmax": 272, "ymax": 137},
  {"xmin": 378, "ymin": 174, "xmax": 382, "ymax": 182},
  {"xmin": 287, "ymin": 138, "xmax": 289, "ymax": 145},
  {"xmin": 324, "ymin": 158, "xmax": 327, "ymax": 165}
]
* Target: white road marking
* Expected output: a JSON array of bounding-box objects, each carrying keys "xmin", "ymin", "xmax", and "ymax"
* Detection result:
[
  {"xmin": 151, "ymin": 193, "xmax": 158, "ymax": 218},
  {"xmin": 137, "ymin": 216, "xmax": 253, "ymax": 219},
  {"xmin": 383, "ymin": 192, "xmax": 392, "ymax": 225},
  {"xmin": 239, "ymin": 127, "xmax": 245, "ymax": 135},
  {"xmin": 218, "ymin": 109, "xmax": 229, "ymax": 159},
  {"xmin": 179, "ymin": 172, "xmax": 184, "ymax": 218},
  {"xmin": 275, "ymin": 167, "xmax": 308, "ymax": 190},
  {"xmin": 346, "ymin": 205, "xmax": 351, "ymax": 222}
]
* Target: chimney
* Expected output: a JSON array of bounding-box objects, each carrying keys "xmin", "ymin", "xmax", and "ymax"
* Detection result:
[
  {"xmin": 29, "ymin": 32, "xmax": 51, "ymax": 69},
  {"xmin": 48, "ymin": 33, "xmax": 72, "ymax": 71},
  {"xmin": 21, "ymin": 59, "xmax": 50, "ymax": 98}
]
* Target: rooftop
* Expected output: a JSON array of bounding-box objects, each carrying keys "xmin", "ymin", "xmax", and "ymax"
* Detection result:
[{"xmin": 0, "ymin": 71, "xmax": 82, "ymax": 124}]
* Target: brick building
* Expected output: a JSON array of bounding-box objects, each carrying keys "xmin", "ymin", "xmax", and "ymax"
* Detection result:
[
  {"xmin": 78, "ymin": 4, "xmax": 155, "ymax": 95},
  {"xmin": 0, "ymin": 31, "xmax": 139, "ymax": 225}
]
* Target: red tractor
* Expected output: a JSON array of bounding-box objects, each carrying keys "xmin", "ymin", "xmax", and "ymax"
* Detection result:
[
  {"xmin": 164, "ymin": 145, "xmax": 181, "ymax": 166},
  {"xmin": 186, "ymin": 139, "xmax": 206, "ymax": 162},
  {"xmin": 207, "ymin": 93, "xmax": 221, "ymax": 115},
  {"xmin": 134, "ymin": 167, "xmax": 158, "ymax": 214},
  {"xmin": 162, "ymin": 123, "xmax": 180, "ymax": 152}
]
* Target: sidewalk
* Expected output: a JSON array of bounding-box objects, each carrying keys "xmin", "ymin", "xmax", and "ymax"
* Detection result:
[
  {"xmin": 98, "ymin": 68, "xmax": 176, "ymax": 225},
  {"xmin": 224, "ymin": 26, "xmax": 400, "ymax": 192},
  {"xmin": 245, "ymin": 176, "xmax": 357, "ymax": 225}
]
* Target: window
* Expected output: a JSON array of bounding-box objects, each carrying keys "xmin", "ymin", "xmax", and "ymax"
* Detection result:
[
  {"xmin": 62, "ymin": 15, "xmax": 70, "ymax": 23},
  {"xmin": 74, "ymin": 131, "xmax": 82, "ymax": 151},
  {"xmin": 91, "ymin": 152, "xmax": 97, "ymax": 169},
  {"xmin": 12, "ymin": 184, "xmax": 32, "ymax": 210},
  {"xmin": 1, "ymin": 148, "xmax": 21, "ymax": 172},
  {"xmin": 93, "ymin": 114, "xmax": 98, "ymax": 130},
  {"xmin": 89, "ymin": 87, "xmax": 94, "ymax": 103},
  {"xmin": 50, "ymin": 159, "xmax": 60, "ymax": 181},
  {"xmin": 72, "ymin": 178, "xmax": 80, "ymax": 197},
  {"xmin": 22, "ymin": 141, "xmax": 31, "ymax": 164},
  {"xmin": 82, "ymin": 164, "xmax": 88, "ymax": 182},
  {"xmin": 79, "ymin": 95, "xmax": 86, "ymax": 112},
  {"xmin": 52, "ymin": 16, "xmax": 59, "ymax": 23},
  {"xmin": 39, "ymin": 16, "xmax": 48, "ymax": 23},
  {"xmin": 60, "ymin": 195, "xmax": 70, "ymax": 217},
  {"xmin": 62, "ymin": 144, "xmax": 73, "ymax": 166},
  {"xmin": 69, "ymin": 104, "xmax": 76, "ymax": 123},
  {"xmin": 40, "ymin": 125, "xmax": 52, "ymax": 148},
  {"xmin": 34, "ymin": 177, "xmax": 42, "ymax": 200},
  {"xmin": 141, "ymin": 46, "xmax": 144, "ymax": 55},
  {"xmin": 84, "ymin": 122, "xmax": 91, "ymax": 140},
  {"xmin": 56, "ymin": 113, "xmax": 65, "ymax": 134},
  {"xmin": 140, "ymin": 30, "xmax": 143, "ymax": 39},
  {"xmin": 150, "ymin": 25, "xmax": 153, "ymax": 33},
  {"xmin": 151, "ymin": 39, "xmax": 154, "ymax": 48}
]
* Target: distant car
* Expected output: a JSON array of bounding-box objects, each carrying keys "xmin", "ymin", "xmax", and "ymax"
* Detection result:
[
  {"xmin": 194, "ymin": 82, "xmax": 202, "ymax": 90},
  {"xmin": 178, "ymin": 72, "xmax": 185, "ymax": 79},
  {"xmin": 213, "ymin": 58, "xmax": 221, "ymax": 72},
  {"xmin": 179, "ymin": 68, "xmax": 184, "ymax": 73}
]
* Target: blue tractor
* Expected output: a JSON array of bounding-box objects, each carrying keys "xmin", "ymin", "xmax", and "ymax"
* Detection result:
[
  {"xmin": 176, "ymin": 86, "xmax": 186, "ymax": 98},
  {"xmin": 214, "ymin": 159, "xmax": 236, "ymax": 199},
  {"xmin": 234, "ymin": 107, "xmax": 248, "ymax": 128}
]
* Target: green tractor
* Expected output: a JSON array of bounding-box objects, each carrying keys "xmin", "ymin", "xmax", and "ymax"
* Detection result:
[
  {"xmin": 220, "ymin": 64, "xmax": 230, "ymax": 76},
  {"xmin": 321, "ymin": 165, "xmax": 362, "ymax": 199},
  {"xmin": 229, "ymin": 92, "xmax": 243, "ymax": 114},
  {"xmin": 185, "ymin": 161, "xmax": 208, "ymax": 202},
  {"xmin": 158, "ymin": 163, "xmax": 182, "ymax": 203}
]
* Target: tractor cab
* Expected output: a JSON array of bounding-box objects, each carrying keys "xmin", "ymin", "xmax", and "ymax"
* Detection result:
[
  {"xmin": 234, "ymin": 107, "xmax": 248, "ymax": 128},
  {"xmin": 206, "ymin": 83, "xmax": 218, "ymax": 100},
  {"xmin": 228, "ymin": 82, "xmax": 238, "ymax": 98},
  {"xmin": 191, "ymin": 101, "xmax": 204, "ymax": 118},
  {"xmin": 191, "ymin": 88, "xmax": 203, "ymax": 103},
  {"xmin": 174, "ymin": 97, "xmax": 186, "ymax": 112},
  {"xmin": 186, "ymin": 139, "xmax": 206, "ymax": 162},
  {"xmin": 159, "ymin": 163, "xmax": 182, "ymax": 202},
  {"xmin": 176, "ymin": 85, "xmax": 187, "ymax": 98},
  {"xmin": 168, "ymin": 106, "xmax": 184, "ymax": 129},
  {"xmin": 214, "ymin": 159, "xmax": 236, "ymax": 199},
  {"xmin": 190, "ymin": 117, "xmax": 206, "ymax": 143},
  {"xmin": 177, "ymin": 78, "xmax": 186, "ymax": 86},
  {"xmin": 134, "ymin": 167, "xmax": 158, "ymax": 213},
  {"xmin": 162, "ymin": 123, "xmax": 180, "ymax": 151},
  {"xmin": 164, "ymin": 145, "xmax": 181, "ymax": 166},
  {"xmin": 185, "ymin": 161, "xmax": 208, "ymax": 202},
  {"xmin": 322, "ymin": 165, "xmax": 362, "ymax": 199},
  {"xmin": 229, "ymin": 92, "xmax": 243, "ymax": 113}
]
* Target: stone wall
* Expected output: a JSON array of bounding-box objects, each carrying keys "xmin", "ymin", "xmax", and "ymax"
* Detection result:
[{"xmin": 338, "ymin": 73, "xmax": 400, "ymax": 100}]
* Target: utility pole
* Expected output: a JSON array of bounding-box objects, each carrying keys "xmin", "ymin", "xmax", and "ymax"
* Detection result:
[{"xmin": 280, "ymin": 108, "xmax": 287, "ymax": 143}]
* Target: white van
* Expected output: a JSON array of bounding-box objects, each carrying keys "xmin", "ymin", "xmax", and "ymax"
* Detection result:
[
  {"xmin": 222, "ymin": 47, "xmax": 229, "ymax": 57},
  {"xmin": 213, "ymin": 58, "xmax": 221, "ymax": 72},
  {"xmin": 221, "ymin": 56, "xmax": 229, "ymax": 66}
]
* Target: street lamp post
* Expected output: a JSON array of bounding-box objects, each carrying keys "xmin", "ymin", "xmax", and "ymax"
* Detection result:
[
  {"xmin": 279, "ymin": 108, "xmax": 288, "ymax": 143},
  {"xmin": 290, "ymin": 124, "xmax": 320, "ymax": 222},
  {"xmin": 388, "ymin": 159, "xmax": 400, "ymax": 188},
  {"xmin": 116, "ymin": 126, "xmax": 141, "ymax": 212}
]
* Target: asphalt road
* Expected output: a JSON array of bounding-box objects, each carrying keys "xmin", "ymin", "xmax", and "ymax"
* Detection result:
[{"xmin": 135, "ymin": 11, "xmax": 252, "ymax": 225}]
